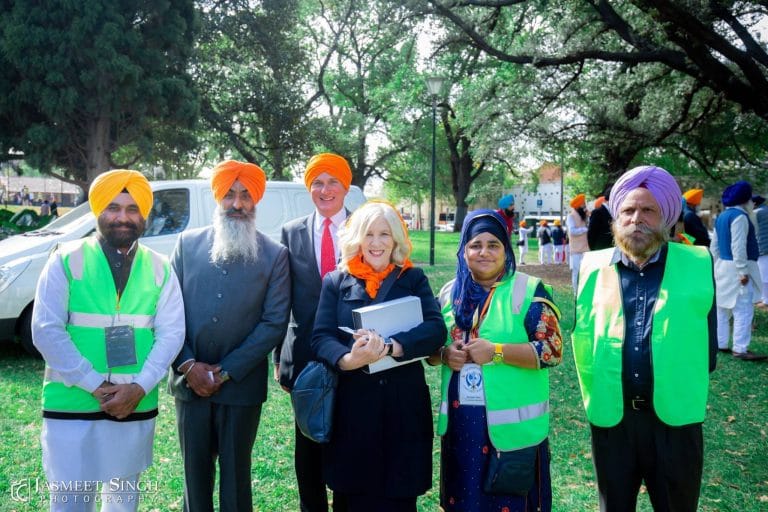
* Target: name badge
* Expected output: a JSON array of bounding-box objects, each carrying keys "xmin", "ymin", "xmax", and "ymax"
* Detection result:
[
  {"xmin": 105, "ymin": 325, "xmax": 137, "ymax": 369},
  {"xmin": 459, "ymin": 363, "xmax": 485, "ymax": 406}
]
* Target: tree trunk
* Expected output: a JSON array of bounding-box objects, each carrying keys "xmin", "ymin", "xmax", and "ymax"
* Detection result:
[{"xmin": 84, "ymin": 109, "xmax": 112, "ymax": 195}]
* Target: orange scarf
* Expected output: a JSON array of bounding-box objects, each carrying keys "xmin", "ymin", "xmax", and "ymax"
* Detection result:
[{"xmin": 347, "ymin": 253, "xmax": 413, "ymax": 298}]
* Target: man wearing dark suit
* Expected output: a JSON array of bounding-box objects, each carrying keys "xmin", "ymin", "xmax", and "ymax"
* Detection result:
[
  {"xmin": 276, "ymin": 153, "xmax": 352, "ymax": 512},
  {"xmin": 587, "ymin": 186, "xmax": 614, "ymax": 251},
  {"xmin": 169, "ymin": 160, "xmax": 291, "ymax": 512}
]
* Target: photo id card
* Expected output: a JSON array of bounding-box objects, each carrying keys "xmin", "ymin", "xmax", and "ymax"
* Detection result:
[
  {"xmin": 459, "ymin": 363, "xmax": 485, "ymax": 406},
  {"xmin": 105, "ymin": 325, "xmax": 137, "ymax": 368}
]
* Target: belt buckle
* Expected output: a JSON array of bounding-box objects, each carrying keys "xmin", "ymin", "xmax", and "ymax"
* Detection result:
[{"xmin": 631, "ymin": 398, "xmax": 647, "ymax": 410}]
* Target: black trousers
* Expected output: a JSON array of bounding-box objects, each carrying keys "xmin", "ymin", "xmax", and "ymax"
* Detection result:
[
  {"xmin": 332, "ymin": 492, "xmax": 417, "ymax": 512},
  {"xmin": 590, "ymin": 409, "xmax": 703, "ymax": 512},
  {"xmin": 295, "ymin": 422, "xmax": 329, "ymax": 511},
  {"xmin": 176, "ymin": 399, "xmax": 262, "ymax": 512}
]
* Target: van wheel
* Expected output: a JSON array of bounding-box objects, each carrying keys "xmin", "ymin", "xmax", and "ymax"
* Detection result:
[{"xmin": 19, "ymin": 307, "xmax": 41, "ymax": 358}]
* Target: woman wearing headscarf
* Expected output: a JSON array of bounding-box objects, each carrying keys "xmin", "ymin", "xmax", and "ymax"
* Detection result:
[
  {"xmin": 311, "ymin": 201, "xmax": 446, "ymax": 511},
  {"xmin": 431, "ymin": 209, "xmax": 563, "ymax": 511}
]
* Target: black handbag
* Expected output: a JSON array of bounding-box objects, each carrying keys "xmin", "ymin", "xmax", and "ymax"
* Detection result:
[
  {"xmin": 291, "ymin": 360, "xmax": 337, "ymax": 443},
  {"xmin": 482, "ymin": 445, "xmax": 538, "ymax": 496}
]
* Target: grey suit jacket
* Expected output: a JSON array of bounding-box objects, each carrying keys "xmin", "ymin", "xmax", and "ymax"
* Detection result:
[
  {"xmin": 168, "ymin": 226, "xmax": 290, "ymax": 406},
  {"xmin": 277, "ymin": 210, "xmax": 346, "ymax": 389}
]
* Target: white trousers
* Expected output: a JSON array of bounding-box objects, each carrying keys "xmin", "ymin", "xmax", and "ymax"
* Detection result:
[
  {"xmin": 539, "ymin": 243, "xmax": 553, "ymax": 264},
  {"xmin": 519, "ymin": 246, "xmax": 528, "ymax": 264},
  {"xmin": 758, "ymin": 254, "xmax": 768, "ymax": 304},
  {"xmin": 570, "ymin": 252, "xmax": 584, "ymax": 292},
  {"xmin": 717, "ymin": 282, "xmax": 754, "ymax": 354},
  {"xmin": 554, "ymin": 245, "xmax": 565, "ymax": 264},
  {"xmin": 49, "ymin": 474, "xmax": 141, "ymax": 512}
]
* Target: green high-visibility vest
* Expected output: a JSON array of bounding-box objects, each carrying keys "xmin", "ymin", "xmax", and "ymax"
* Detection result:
[
  {"xmin": 572, "ymin": 243, "xmax": 713, "ymax": 427},
  {"xmin": 42, "ymin": 237, "xmax": 169, "ymax": 417},
  {"xmin": 437, "ymin": 273, "xmax": 554, "ymax": 451}
]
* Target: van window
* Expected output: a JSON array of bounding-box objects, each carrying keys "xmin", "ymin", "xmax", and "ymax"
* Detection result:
[{"xmin": 143, "ymin": 189, "xmax": 190, "ymax": 237}]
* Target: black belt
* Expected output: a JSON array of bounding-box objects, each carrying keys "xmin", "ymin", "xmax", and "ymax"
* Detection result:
[{"xmin": 627, "ymin": 398, "xmax": 650, "ymax": 411}]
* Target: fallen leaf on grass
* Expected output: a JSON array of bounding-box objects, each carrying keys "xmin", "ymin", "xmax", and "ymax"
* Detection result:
[{"xmin": 726, "ymin": 415, "xmax": 736, "ymax": 423}]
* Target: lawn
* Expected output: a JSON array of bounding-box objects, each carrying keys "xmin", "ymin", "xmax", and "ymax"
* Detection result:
[{"xmin": 1, "ymin": 230, "xmax": 766, "ymax": 511}]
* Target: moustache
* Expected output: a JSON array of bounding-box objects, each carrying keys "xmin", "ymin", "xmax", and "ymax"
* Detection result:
[{"xmin": 108, "ymin": 222, "xmax": 138, "ymax": 230}]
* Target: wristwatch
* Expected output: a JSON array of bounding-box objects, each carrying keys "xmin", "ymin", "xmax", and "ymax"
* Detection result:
[
  {"xmin": 385, "ymin": 338, "xmax": 395, "ymax": 356},
  {"xmin": 219, "ymin": 370, "xmax": 230, "ymax": 382},
  {"xmin": 492, "ymin": 344, "xmax": 504, "ymax": 364}
]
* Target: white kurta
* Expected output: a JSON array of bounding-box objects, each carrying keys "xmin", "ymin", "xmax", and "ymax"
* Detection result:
[
  {"xmin": 32, "ymin": 246, "xmax": 185, "ymax": 481},
  {"xmin": 710, "ymin": 207, "xmax": 762, "ymax": 309}
]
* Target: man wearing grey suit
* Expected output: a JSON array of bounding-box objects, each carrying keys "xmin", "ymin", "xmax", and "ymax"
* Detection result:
[
  {"xmin": 170, "ymin": 160, "xmax": 290, "ymax": 512},
  {"xmin": 277, "ymin": 153, "xmax": 352, "ymax": 512}
]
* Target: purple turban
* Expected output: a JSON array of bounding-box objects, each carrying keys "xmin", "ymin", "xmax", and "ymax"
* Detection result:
[
  {"xmin": 608, "ymin": 165, "xmax": 682, "ymax": 230},
  {"xmin": 722, "ymin": 181, "xmax": 752, "ymax": 207}
]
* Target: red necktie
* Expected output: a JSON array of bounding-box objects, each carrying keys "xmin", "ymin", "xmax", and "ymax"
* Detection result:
[{"xmin": 320, "ymin": 217, "xmax": 335, "ymax": 278}]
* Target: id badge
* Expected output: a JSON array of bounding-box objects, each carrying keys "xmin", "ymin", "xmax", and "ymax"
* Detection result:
[
  {"xmin": 459, "ymin": 363, "xmax": 485, "ymax": 406},
  {"xmin": 105, "ymin": 325, "xmax": 137, "ymax": 368}
]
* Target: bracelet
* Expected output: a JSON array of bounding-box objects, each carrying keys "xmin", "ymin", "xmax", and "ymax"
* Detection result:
[
  {"xmin": 439, "ymin": 346, "xmax": 447, "ymax": 364},
  {"xmin": 183, "ymin": 361, "xmax": 196, "ymax": 377}
]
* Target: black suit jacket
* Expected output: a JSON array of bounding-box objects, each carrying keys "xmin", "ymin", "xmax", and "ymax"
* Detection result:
[
  {"xmin": 311, "ymin": 267, "xmax": 446, "ymax": 497},
  {"xmin": 277, "ymin": 211, "xmax": 349, "ymax": 389},
  {"xmin": 168, "ymin": 226, "xmax": 290, "ymax": 406},
  {"xmin": 587, "ymin": 204, "xmax": 614, "ymax": 250}
]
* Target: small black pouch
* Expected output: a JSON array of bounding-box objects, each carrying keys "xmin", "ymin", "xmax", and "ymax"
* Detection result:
[{"xmin": 482, "ymin": 445, "xmax": 538, "ymax": 496}]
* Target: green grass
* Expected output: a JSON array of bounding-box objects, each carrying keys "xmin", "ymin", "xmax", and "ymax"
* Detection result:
[{"xmin": 1, "ymin": 231, "xmax": 766, "ymax": 511}]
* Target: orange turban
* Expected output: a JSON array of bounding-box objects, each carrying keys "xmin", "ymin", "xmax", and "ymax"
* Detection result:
[
  {"xmin": 211, "ymin": 160, "xmax": 266, "ymax": 204},
  {"xmin": 594, "ymin": 196, "xmax": 606, "ymax": 209},
  {"xmin": 539, "ymin": 219, "xmax": 548, "ymax": 226},
  {"xmin": 570, "ymin": 194, "xmax": 586, "ymax": 208},
  {"xmin": 89, "ymin": 169, "xmax": 153, "ymax": 219},
  {"xmin": 304, "ymin": 153, "xmax": 352, "ymax": 190},
  {"xmin": 519, "ymin": 220, "xmax": 527, "ymax": 227},
  {"xmin": 683, "ymin": 188, "xmax": 704, "ymax": 206}
]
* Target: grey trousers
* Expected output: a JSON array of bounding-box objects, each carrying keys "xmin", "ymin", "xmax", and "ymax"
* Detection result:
[{"xmin": 175, "ymin": 399, "xmax": 263, "ymax": 512}]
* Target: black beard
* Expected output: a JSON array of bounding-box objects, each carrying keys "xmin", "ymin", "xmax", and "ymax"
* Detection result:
[{"xmin": 98, "ymin": 218, "xmax": 144, "ymax": 249}]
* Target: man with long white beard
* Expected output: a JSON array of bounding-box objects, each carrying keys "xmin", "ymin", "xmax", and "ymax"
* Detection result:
[
  {"xmin": 572, "ymin": 165, "xmax": 717, "ymax": 512},
  {"xmin": 168, "ymin": 160, "xmax": 290, "ymax": 511}
]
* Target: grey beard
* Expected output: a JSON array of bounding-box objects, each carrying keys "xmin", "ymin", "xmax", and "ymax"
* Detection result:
[{"xmin": 210, "ymin": 205, "xmax": 259, "ymax": 264}]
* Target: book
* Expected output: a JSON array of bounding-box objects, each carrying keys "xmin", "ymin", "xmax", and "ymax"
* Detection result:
[{"xmin": 351, "ymin": 296, "xmax": 426, "ymax": 373}]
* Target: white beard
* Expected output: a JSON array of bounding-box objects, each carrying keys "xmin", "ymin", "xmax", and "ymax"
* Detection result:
[{"xmin": 210, "ymin": 205, "xmax": 259, "ymax": 264}]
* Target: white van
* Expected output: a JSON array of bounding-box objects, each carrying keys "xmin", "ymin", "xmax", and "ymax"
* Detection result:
[{"xmin": 0, "ymin": 179, "xmax": 365, "ymax": 354}]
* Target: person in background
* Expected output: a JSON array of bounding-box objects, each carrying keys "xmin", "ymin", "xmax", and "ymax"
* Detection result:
[
  {"xmin": 496, "ymin": 194, "xmax": 516, "ymax": 238},
  {"xmin": 710, "ymin": 181, "xmax": 766, "ymax": 361},
  {"xmin": 40, "ymin": 199, "xmax": 51, "ymax": 217},
  {"xmin": 587, "ymin": 186, "xmax": 614, "ymax": 250},
  {"xmin": 432, "ymin": 209, "xmax": 562, "ymax": 511},
  {"xmin": 49, "ymin": 195, "xmax": 59, "ymax": 218},
  {"xmin": 753, "ymin": 195, "xmax": 768, "ymax": 309},
  {"xmin": 567, "ymin": 193, "xmax": 590, "ymax": 290},
  {"xmin": 277, "ymin": 152, "xmax": 352, "ymax": 512},
  {"xmin": 517, "ymin": 220, "xmax": 533, "ymax": 265},
  {"xmin": 32, "ymin": 170, "xmax": 185, "ymax": 510},
  {"xmin": 169, "ymin": 160, "xmax": 291, "ymax": 511},
  {"xmin": 551, "ymin": 219, "xmax": 566, "ymax": 264},
  {"xmin": 573, "ymin": 165, "xmax": 716, "ymax": 512},
  {"xmin": 537, "ymin": 220, "xmax": 553, "ymax": 264},
  {"xmin": 311, "ymin": 201, "xmax": 446, "ymax": 511},
  {"xmin": 682, "ymin": 188, "xmax": 711, "ymax": 247}
]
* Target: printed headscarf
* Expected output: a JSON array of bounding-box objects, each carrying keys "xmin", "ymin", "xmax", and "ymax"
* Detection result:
[
  {"xmin": 304, "ymin": 153, "xmax": 352, "ymax": 191},
  {"xmin": 89, "ymin": 170, "xmax": 153, "ymax": 219},
  {"xmin": 452, "ymin": 209, "xmax": 515, "ymax": 331},
  {"xmin": 609, "ymin": 165, "xmax": 682, "ymax": 230},
  {"xmin": 210, "ymin": 160, "xmax": 266, "ymax": 204}
]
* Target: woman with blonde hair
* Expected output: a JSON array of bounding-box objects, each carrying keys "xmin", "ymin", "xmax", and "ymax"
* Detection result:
[{"xmin": 311, "ymin": 200, "xmax": 446, "ymax": 511}]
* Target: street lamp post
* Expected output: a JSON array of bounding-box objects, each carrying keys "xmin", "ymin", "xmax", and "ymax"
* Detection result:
[{"xmin": 426, "ymin": 76, "xmax": 446, "ymax": 266}]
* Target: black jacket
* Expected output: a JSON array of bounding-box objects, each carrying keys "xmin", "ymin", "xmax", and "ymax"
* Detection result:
[
  {"xmin": 311, "ymin": 267, "xmax": 446, "ymax": 498},
  {"xmin": 587, "ymin": 204, "xmax": 614, "ymax": 250}
]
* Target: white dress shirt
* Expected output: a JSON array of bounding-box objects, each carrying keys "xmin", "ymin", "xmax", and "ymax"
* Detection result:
[{"xmin": 313, "ymin": 208, "xmax": 347, "ymax": 274}]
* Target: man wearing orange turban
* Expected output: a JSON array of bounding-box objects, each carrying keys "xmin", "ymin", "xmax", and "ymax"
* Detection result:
[
  {"xmin": 278, "ymin": 152, "xmax": 352, "ymax": 511},
  {"xmin": 32, "ymin": 168, "xmax": 185, "ymax": 507},
  {"xmin": 588, "ymin": 185, "xmax": 615, "ymax": 252},
  {"xmin": 170, "ymin": 159, "xmax": 291, "ymax": 511},
  {"xmin": 567, "ymin": 193, "xmax": 590, "ymax": 291},
  {"xmin": 682, "ymin": 188, "xmax": 710, "ymax": 247}
]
